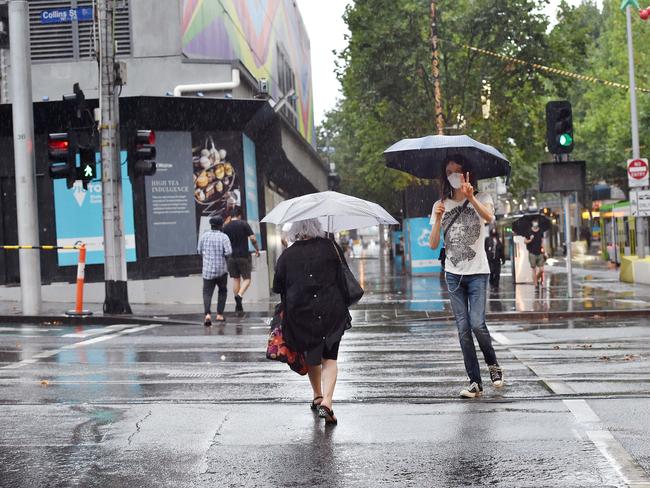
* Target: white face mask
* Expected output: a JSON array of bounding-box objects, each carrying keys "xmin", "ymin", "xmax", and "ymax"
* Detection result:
[{"xmin": 447, "ymin": 173, "xmax": 463, "ymax": 189}]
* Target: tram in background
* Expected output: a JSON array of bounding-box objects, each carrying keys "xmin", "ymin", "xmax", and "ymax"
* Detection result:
[{"xmin": 599, "ymin": 201, "xmax": 638, "ymax": 265}]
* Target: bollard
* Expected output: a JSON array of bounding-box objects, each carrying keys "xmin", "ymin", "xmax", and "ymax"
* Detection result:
[
  {"xmin": 1, "ymin": 244, "xmax": 92, "ymax": 317},
  {"xmin": 66, "ymin": 244, "xmax": 92, "ymax": 317}
]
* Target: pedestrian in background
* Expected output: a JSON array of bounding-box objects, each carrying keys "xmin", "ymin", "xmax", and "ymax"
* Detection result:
[
  {"xmin": 198, "ymin": 216, "xmax": 232, "ymax": 326},
  {"xmin": 273, "ymin": 218, "xmax": 351, "ymax": 425},
  {"xmin": 525, "ymin": 220, "xmax": 545, "ymax": 288},
  {"xmin": 429, "ymin": 154, "xmax": 504, "ymax": 398},
  {"xmin": 223, "ymin": 207, "xmax": 260, "ymax": 314},
  {"xmin": 485, "ymin": 228, "xmax": 505, "ymax": 288}
]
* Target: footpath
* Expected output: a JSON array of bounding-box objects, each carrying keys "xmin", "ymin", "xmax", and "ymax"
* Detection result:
[{"xmin": 0, "ymin": 255, "xmax": 649, "ymax": 325}]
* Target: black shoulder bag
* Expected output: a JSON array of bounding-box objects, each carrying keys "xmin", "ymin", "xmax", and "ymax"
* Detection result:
[
  {"xmin": 330, "ymin": 241, "xmax": 364, "ymax": 306},
  {"xmin": 439, "ymin": 200, "xmax": 470, "ymax": 269}
]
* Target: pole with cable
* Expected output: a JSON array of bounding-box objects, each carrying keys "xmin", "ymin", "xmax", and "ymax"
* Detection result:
[
  {"xmin": 99, "ymin": 0, "xmax": 131, "ymax": 313},
  {"xmin": 430, "ymin": 0, "xmax": 444, "ymax": 135},
  {"xmin": 622, "ymin": 0, "xmax": 646, "ymax": 258},
  {"xmin": 8, "ymin": 0, "xmax": 42, "ymax": 314}
]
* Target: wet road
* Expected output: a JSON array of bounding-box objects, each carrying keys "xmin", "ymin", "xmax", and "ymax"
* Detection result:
[{"xmin": 1, "ymin": 309, "xmax": 650, "ymax": 487}]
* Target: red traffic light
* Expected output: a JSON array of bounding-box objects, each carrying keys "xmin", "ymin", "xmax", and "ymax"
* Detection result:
[
  {"xmin": 136, "ymin": 130, "xmax": 155, "ymax": 145},
  {"xmin": 48, "ymin": 139, "xmax": 69, "ymax": 151},
  {"xmin": 48, "ymin": 132, "xmax": 72, "ymax": 161}
]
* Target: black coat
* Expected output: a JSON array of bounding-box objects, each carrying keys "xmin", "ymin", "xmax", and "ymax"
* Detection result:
[
  {"xmin": 272, "ymin": 237, "xmax": 351, "ymax": 365},
  {"xmin": 485, "ymin": 237, "xmax": 505, "ymax": 263}
]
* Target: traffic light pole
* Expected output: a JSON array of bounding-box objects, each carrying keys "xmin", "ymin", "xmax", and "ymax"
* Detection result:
[
  {"xmin": 625, "ymin": 5, "xmax": 646, "ymax": 259},
  {"xmin": 562, "ymin": 194, "xmax": 574, "ymax": 299},
  {"xmin": 9, "ymin": 1, "xmax": 42, "ymax": 315},
  {"xmin": 99, "ymin": 0, "xmax": 131, "ymax": 314}
]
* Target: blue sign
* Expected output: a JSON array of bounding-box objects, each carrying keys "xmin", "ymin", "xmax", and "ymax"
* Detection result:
[
  {"xmin": 40, "ymin": 7, "xmax": 93, "ymax": 24},
  {"xmin": 53, "ymin": 151, "xmax": 136, "ymax": 266},
  {"xmin": 243, "ymin": 135, "xmax": 262, "ymax": 249},
  {"xmin": 405, "ymin": 217, "xmax": 442, "ymax": 275}
]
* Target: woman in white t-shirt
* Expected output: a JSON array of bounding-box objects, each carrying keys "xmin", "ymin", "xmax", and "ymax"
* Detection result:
[{"xmin": 429, "ymin": 154, "xmax": 504, "ymax": 398}]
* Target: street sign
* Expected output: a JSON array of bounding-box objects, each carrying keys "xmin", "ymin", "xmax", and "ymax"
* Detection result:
[
  {"xmin": 627, "ymin": 158, "xmax": 649, "ymax": 188},
  {"xmin": 631, "ymin": 189, "xmax": 650, "ymax": 217},
  {"xmin": 538, "ymin": 161, "xmax": 586, "ymax": 193},
  {"xmin": 40, "ymin": 8, "xmax": 93, "ymax": 25}
]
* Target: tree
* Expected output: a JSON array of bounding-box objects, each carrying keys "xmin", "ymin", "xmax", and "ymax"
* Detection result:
[{"xmin": 322, "ymin": 0, "xmax": 553, "ymax": 213}]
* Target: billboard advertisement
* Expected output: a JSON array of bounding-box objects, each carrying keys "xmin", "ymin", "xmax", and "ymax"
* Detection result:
[
  {"xmin": 53, "ymin": 151, "xmax": 136, "ymax": 266},
  {"xmin": 192, "ymin": 132, "xmax": 243, "ymax": 237},
  {"xmin": 145, "ymin": 131, "xmax": 197, "ymax": 257},
  {"xmin": 405, "ymin": 217, "xmax": 442, "ymax": 275},
  {"xmin": 181, "ymin": 0, "xmax": 316, "ymax": 145},
  {"xmin": 243, "ymin": 135, "xmax": 262, "ymax": 248}
]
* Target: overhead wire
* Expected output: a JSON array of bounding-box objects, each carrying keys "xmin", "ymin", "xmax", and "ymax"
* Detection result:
[{"xmin": 442, "ymin": 39, "xmax": 650, "ymax": 94}]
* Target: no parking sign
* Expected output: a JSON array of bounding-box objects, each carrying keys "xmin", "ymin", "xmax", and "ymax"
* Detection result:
[{"xmin": 627, "ymin": 158, "xmax": 649, "ymax": 188}]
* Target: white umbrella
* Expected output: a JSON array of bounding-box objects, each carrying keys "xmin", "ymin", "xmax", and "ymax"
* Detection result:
[{"xmin": 261, "ymin": 191, "xmax": 398, "ymax": 233}]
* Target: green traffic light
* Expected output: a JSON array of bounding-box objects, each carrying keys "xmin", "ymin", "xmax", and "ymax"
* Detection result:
[{"xmin": 559, "ymin": 133, "xmax": 573, "ymax": 146}]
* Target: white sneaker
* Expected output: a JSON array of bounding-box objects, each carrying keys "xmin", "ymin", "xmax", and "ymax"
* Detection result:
[
  {"xmin": 460, "ymin": 382, "xmax": 483, "ymax": 398},
  {"xmin": 489, "ymin": 365, "xmax": 504, "ymax": 388}
]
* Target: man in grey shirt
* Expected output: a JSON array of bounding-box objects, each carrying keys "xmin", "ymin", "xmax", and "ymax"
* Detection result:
[{"xmin": 198, "ymin": 216, "xmax": 232, "ymax": 326}]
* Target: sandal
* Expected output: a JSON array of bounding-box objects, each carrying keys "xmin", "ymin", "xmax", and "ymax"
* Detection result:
[
  {"xmin": 204, "ymin": 316, "xmax": 212, "ymax": 327},
  {"xmin": 318, "ymin": 405, "xmax": 338, "ymax": 425},
  {"xmin": 310, "ymin": 396, "xmax": 323, "ymax": 411},
  {"xmin": 216, "ymin": 317, "xmax": 226, "ymax": 323}
]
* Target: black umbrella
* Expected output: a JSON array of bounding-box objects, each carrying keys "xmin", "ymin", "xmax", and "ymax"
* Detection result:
[
  {"xmin": 512, "ymin": 214, "xmax": 551, "ymax": 237},
  {"xmin": 384, "ymin": 134, "xmax": 511, "ymax": 180}
]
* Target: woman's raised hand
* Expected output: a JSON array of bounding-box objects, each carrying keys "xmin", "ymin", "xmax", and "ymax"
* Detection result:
[{"xmin": 460, "ymin": 172, "xmax": 474, "ymax": 199}]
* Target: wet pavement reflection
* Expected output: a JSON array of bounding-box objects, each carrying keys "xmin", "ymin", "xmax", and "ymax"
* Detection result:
[
  {"xmin": 1, "ymin": 258, "xmax": 649, "ymax": 486},
  {"xmin": 350, "ymin": 256, "xmax": 650, "ymax": 314}
]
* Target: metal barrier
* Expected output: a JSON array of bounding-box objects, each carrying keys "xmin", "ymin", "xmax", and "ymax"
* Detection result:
[{"xmin": 1, "ymin": 244, "xmax": 92, "ymax": 317}]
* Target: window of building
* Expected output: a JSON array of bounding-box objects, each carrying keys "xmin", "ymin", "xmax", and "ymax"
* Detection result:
[
  {"xmin": 28, "ymin": 0, "xmax": 131, "ymax": 62},
  {"xmin": 276, "ymin": 44, "xmax": 297, "ymax": 129}
]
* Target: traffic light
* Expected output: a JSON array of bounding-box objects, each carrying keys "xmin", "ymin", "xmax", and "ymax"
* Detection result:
[
  {"xmin": 77, "ymin": 145, "xmax": 97, "ymax": 189},
  {"xmin": 127, "ymin": 126, "xmax": 156, "ymax": 178},
  {"xmin": 48, "ymin": 131, "xmax": 77, "ymax": 189},
  {"xmin": 546, "ymin": 101, "xmax": 574, "ymax": 154}
]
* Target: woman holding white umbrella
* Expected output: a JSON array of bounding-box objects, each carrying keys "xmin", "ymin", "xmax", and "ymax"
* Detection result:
[
  {"xmin": 264, "ymin": 191, "xmax": 397, "ymax": 424},
  {"xmin": 272, "ymin": 218, "xmax": 350, "ymax": 425}
]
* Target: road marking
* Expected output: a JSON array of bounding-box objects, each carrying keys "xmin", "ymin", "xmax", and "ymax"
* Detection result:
[
  {"xmin": 0, "ymin": 327, "xmax": 63, "ymax": 333},
  {"xmin": 0, "ymin": 324, "xmax": 160, "ymax": 370},
  {"xmin": 563, "ymin": 399, "xmax": 601, "ymax": 423},
  {"xmin": 587, "ymin": 430, "xmax": 650, "ymax": 487},
  {"xmin": 490, "ymin": 332, "xmax": 512, "ymax": 345},
  {"xmin": 61, "ymin": 324, "xmax": 160, "ymax": 349},
  {"xmin": 491, "ymin": 330, "xmax": 650, "ymax": 486}
]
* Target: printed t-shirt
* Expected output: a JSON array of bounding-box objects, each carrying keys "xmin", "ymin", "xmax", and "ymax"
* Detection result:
[{"xmin": 430, "ymin": 193, "xmax": 494, "ymax": 275}]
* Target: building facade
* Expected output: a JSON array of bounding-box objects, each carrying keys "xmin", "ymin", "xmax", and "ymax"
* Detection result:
[{"xmin": 0, "ymin": 0, "xmax": 326, "ymax": 301}]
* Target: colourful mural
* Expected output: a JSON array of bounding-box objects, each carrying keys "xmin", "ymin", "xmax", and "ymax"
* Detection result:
[{"xmin": 181, "ymin": 0, "xmax": 315, "ymax": 146}]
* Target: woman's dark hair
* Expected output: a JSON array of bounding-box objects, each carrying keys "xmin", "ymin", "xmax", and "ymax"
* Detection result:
[{"xmin": 439, "ymin": 153, "xmax": 478, "ymax": 199}]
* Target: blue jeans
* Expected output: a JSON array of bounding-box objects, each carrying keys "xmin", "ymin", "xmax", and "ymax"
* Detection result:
[{"xmin": 445, "ymin": 272, "xmax": 498, "ymax": 384}]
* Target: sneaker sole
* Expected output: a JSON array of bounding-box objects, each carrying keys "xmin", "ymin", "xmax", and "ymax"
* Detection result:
[
  {"xmin": 459, "ymin": 391, "xmax": 482, "ymax": 398},
  {"xmin": 492, "ymin": 381, "xmax": 504, "ymax": 388}
]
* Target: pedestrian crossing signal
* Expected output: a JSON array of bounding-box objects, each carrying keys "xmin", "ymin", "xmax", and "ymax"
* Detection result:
[{"xmin": 77, "ymin": 145, "xmax": 97, "ymax": 189}]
